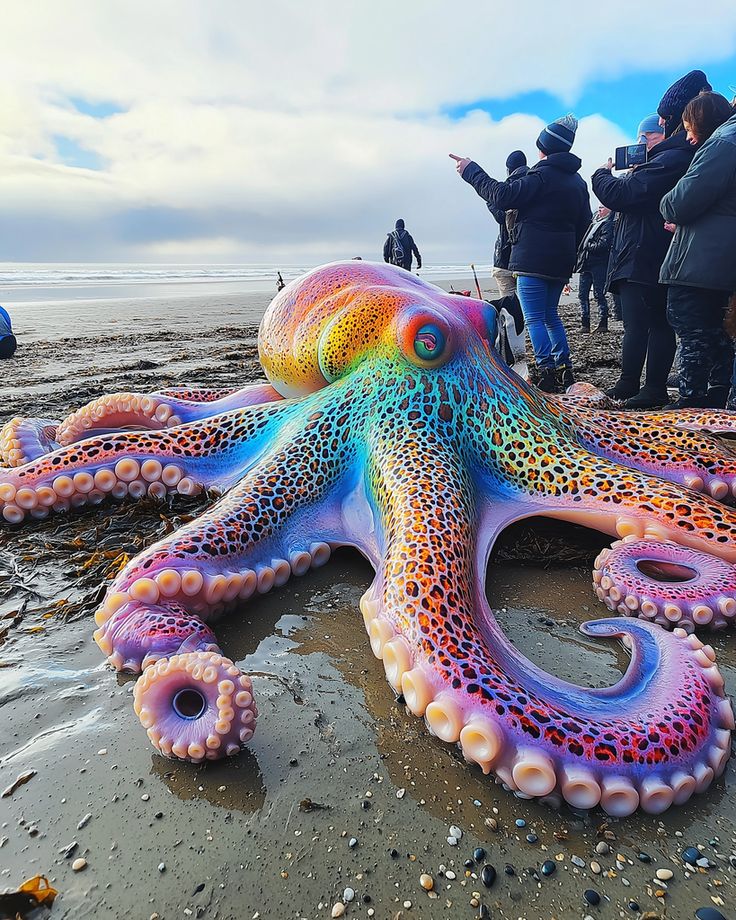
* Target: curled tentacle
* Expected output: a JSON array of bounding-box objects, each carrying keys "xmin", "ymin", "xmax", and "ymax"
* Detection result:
[
  {"xmin": 0, "ymin": 417, "xmax": 61, "ymax": 467},
  {"xmin": 55, "ymin": 381, "xmax": 282, "ymax": 447},
  {"xmin": 362, "ymin": 436, "xmax": 732, "ymax": 816},
  {"xmin": 593, "ymin": 537, "xmax": 736, "ymax": 631}
]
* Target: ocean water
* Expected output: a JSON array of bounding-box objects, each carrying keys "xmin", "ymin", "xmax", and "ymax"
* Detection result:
[{"xmin": 0, "ymin": 261, "xmax": 491, "ymax": 305}]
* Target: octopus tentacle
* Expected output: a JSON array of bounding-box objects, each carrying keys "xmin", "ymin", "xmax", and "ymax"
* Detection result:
[
  {"xmin": 0, "ymin": 417, "xmax": 61, "ymax": 467},
  {"xmin": 0, "ymin": 400, "xmax": 292, "ymax": 524},
  {"xmin": 55, "ymin": 381, "xmax": 283, "ymax": 448},
  {"xmin": 364, "ymin": 434, "xmax": 732, "ymax": 815},
  {"xmin": 570, "ymin": 408, "xmax": 736, "ymax": 501},
  {"xmin": 593, "ymin": 537, "xmax": 736, "ymax": 631},
  {"xmin": 94, "ymin": 412, "xmax": 352, "ymax": 760}
]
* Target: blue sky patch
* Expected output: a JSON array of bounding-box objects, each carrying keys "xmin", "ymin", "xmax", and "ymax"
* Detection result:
[
  {"xmin": 52, "ymin": 135, "xmax": 103, "ymax": 170},
  {"xmin": 444, "ymin": 60, "xmax": 736, "ymax": 136},
  {"xmin": 69, "ymin": 97, "xmax": 126, "ymax": 119}
]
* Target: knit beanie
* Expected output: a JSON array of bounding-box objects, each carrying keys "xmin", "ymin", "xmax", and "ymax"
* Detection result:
[
  {"xmin": 657, "ymin": 70, "xmax": 711, "ymax": 137},
  {"xmin": 505, "ymin": 149, "xmax": 527, "ymax": 172},
  {"xmin": 637, "ymin": 114, "xmax": 664, "ymax": 139},
  {"xmin": 536, "ymin": 114, "xmax": 578, "ymax": 154}
]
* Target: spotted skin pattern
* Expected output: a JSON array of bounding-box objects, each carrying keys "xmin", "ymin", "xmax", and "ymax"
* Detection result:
[{"xmin": 0, "ymin": 261, "xmax": 734, "ymax": 813}]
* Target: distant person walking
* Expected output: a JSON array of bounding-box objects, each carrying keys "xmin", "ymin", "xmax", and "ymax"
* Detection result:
[
  {"xmin": 488, "ymin": 150, "xmax": 529, "ymax": 297},
  {"xmin": 0, "ymin": 305, "xmax": 17, "ymax": 359},
  {"xmin": 575, "ymin": 206, "xmax": 614, "ymax": 332},
  {"xmin": 451, "ymin": 114, "xmax": 591, "ymax": 393},
  {"xmin": 383, "ymin": 219, "xmax": 422, "ymax": 271}
]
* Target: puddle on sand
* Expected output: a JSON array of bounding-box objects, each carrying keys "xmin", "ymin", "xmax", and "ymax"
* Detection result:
[{"xmin": 1, "ymin": 305, "xmax": 734, "ymax": 919}]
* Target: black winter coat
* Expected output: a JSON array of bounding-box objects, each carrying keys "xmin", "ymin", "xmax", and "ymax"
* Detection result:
[
  {"xmin": 575, "ymin": 211, "xmax": 614, "ymax": 271},
  {"xmin": 591, "ymin": 132, "xmax": 697, "ymax": 290},
  {"xmin": 383, "ymin": 229, "xmax": 422, "ymax": 270},
  {"xmin": 487, "ymin": 165, "xmax": 529, "ymax": 270},
  {"xmin": 462, "ymin": 152, "xmax": 591, "ymax": 281}
]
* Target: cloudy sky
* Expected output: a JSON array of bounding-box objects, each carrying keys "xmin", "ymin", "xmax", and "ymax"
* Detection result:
[{"xmin": 1, "ymin": 1, "xmax": 735, "ymax": 265}]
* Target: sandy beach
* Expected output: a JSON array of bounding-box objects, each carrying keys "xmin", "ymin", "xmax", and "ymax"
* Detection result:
[{"xmin": 1, "ymin": 278, "xmax": 734, "ymax": 920}]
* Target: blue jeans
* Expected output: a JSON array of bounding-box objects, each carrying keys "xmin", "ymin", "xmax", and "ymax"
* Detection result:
[
  {"xmin": 515, "ymin": 275, "xmax": 570, "ymax": 370},
  {"xmin": 578, "ymin": 262, "xmax": 609, "ymax": 324}
]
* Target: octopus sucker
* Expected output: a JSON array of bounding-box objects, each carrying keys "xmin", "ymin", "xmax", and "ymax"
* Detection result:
[{"xmin": 1, "ymin": 261, "xmax": 734, "ymax": 814}]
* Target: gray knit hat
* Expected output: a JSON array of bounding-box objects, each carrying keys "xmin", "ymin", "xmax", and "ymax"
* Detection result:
[{"xmin": 536, "ymin": 114, "xmax": 578, "ymax": 154}]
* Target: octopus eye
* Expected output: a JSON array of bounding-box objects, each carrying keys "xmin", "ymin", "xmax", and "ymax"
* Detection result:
[{"xmin": 413, "ymin": 323, "xmax": 446, "ymax": 361}]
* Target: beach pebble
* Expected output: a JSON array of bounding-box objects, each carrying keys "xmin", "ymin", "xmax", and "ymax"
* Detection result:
[
  {"xmin": 541, "ymin": 860, "xmax": 556, "ymax": 877},
  {"xmin": 72, "ymin": 857, "xmax": 87, "ymax": 872},
  {"xmin": 682, "ymin": 846, "xmax": 700, "ymax": 864},
  {"xmin": 77, "ymin": 813, "xmax": 92, "ymax": 829},
  {"xmin": 445, "ymin": 870, "xmax": 456, "ymax": 880},
  {"xmin": 348, "ymin": 837, "xmax": 358, "ymax": 849},
  {"xmin": 637, "ymin": 852, "xmax": 651, "ymax": 863},
  {"xmin": 655, "ymin": 868, "xmax": 673, "ymax": 881},
  {"xmin": 158, "ymin": 862, "xmax": 166, "ymax": 873},
  {"xmin": 396, "ymin": 788, "xmax": 405, "ymax": 799},
  {"xmin": 419, "ymin": 874, "xmax": 433, "ymax": 891},
  {"xmin": 627, "ymin": 901, "xmax": 640, "ymax": 913},
  {"xmin": 484, "ymin": 817, "xmax": 498, "ymax": 831},
  {"xmin": 595, "ymin": 841, "xmax": 610, "ymax": 855},
  {"xmin": 403, "ymin": 901, "xmax": 412, "ymax": 909},
  {"xmin": 480, "ymin": 864, "xmax": 496, "ymax": 888},
  {"xmin": 515, "ymin": 818, "xmax": 526, "ymax": 828},
  {"xmin": 331, "ymin": 904, "xmax": 345, "ymax": 918},
  {"xmin": 571, "ymin": 855, "xmax": 585, "ymax": 867},
  {"xmin": 583, "ymin": 889, "xmax": 600, "ymax": 906},
  {"xmin": 590, "ymin": 861, "xmax": 601, "ymax": 875},
  {"xmin": 695, "ymin": 910, "xmax": 727, "ymax": 920},
  {"xmin": 526, "ymin": 833, "xmax": 538, "ymax": 844},
  {"xmin": 97, "ymin": 748, "xmax": 107, "ymax": 755},
  {"xmin": 141, "ymin": 793, "xmax": 150, "ymax": 801},
  {"xmin": 447, "ymin": 836, "xmax": 458, "ymax": 846},
  {"xmin": 473, "ymin": 847, "xmax": 486, "ymax": 862},
  {"xmin": 343, "ymin": 887, "xmax": 355, "ymax": 902},
  {"xmin": 449, "ymin": 825, "xmax": 462, "ymax": 839}
]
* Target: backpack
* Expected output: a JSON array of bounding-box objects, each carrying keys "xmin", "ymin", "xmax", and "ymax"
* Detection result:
[{"xmin": 390, "ymin": 230, "xmax": 406, "ymax": 266}]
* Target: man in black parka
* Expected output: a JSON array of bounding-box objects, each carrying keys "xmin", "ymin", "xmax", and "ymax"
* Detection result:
[
  {"xmin": 383, "ymin": 219, "xmax": 422, "ymax": 271},
  {"xmin": 592, "ymin": 70, "xmax": 710, "ymax": 409}
]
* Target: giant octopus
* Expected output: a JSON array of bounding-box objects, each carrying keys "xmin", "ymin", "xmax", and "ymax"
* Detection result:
[{"xmin": 1, "ymin": 261, "xmax": 734, "ymax": 817}]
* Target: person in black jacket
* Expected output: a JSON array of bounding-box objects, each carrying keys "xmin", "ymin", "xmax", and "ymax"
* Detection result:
[
  {"xmin": 383, "ymin": 219, "xmax": 422, "ymax": 271},
  {"xmin": 592, "ymin": 70, "xmax": 710, "ymax": 408},
  {"xmin": 450, "ymin": 115, "xmax": 591, "ymax": 393},
  {"xmin": 575, "ymin": 206, "xmax": 614, "ymax": 332},
  {"xmin": 488, "ymin": 150, "xmax": 529, "ymax": 297}
]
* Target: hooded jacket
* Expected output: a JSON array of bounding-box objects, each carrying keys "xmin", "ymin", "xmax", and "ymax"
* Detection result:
[
  {"xmin": 487, "ymin": 165, "xmax": 530, "ymax": 270},
  {"xmin": 462, "ymin": 152, "xmax": 592, "ymax": 280},
  {"xmin": 575, "ymin": 211, "xmax": 614, "ymax": 272},
  {"xmin": 659, "ymin": 112, "xmax": 736, "ymax": 291},
  {"xmin": 591, "ymin": 131, "xmax": 697, "ymax": 289},
  {"xmin": 383, "ymin": 224, "xmax": 422, "ymax": 270},
  {"xmin": 0, "ymin": 306, "xmax": 12, "ymax": 340}
]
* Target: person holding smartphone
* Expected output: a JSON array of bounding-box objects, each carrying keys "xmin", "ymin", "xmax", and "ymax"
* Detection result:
[{"xmin": 591, "ymin": 71, "xmax": 710, "ymax": 408}]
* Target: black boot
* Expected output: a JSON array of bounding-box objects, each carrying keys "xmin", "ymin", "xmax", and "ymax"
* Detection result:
[
  {"xmin": 537, "ymin": 368, "xmax": 559, "ymax": 393},
  {"xmin": 581, "ymin": 318, "xmax": 591, "ymax": 333},
  {"xmin": 704, "ymin": 385, "xmax": 729, "ymax": 409},
  {"xmin": 666, "ymin": 394, "xmax": 709, "ymax": 410},
  {"xmin": 605, "ymin": 381, "xmax": 639, "ymax": 401},
  {"xmin": 557, "ymin": 364, "xmax": 575, "ymax": 389},
  {"xmin": 594, "ymin": 320, "xmax": 608, "ymax": 333},
  {"xmin": 624, "ymin": 387, "xmax": 669, "ymax": 409}
]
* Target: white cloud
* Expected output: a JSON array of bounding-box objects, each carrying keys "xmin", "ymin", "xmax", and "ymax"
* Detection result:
[{"xmin": 0, "ymin": 1, "xmax": 732, "ymax": 261}]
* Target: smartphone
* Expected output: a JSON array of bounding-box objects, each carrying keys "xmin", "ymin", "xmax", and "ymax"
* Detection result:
[{"xmin": 614, "ymin": 143, "xmax": 647, "ymax": 170}]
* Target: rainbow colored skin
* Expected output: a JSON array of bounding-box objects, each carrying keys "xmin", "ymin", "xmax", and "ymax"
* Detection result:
[
  {"xmin": 1, "ymin": 261, "xmax": 734, "ymax": 814},
  {"xmin": 0, "ymin": 382, "xmax": 283, "ymax": 467}
]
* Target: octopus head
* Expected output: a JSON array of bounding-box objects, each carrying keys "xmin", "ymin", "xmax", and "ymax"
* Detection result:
[{"xmin": 258, "ymin": 261, "xmax": 497, "ymax": 397}]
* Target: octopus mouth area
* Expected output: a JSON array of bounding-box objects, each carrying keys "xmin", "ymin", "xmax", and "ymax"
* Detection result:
[
  {"xmin": 172, "ymin": 687, "xmax": 208, "ymax": 720},
  {"xmin": 635, "ymin": 560, "xmax": 698, "ymax": 583}
]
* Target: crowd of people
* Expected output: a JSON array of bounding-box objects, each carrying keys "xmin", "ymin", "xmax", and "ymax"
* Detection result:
[{"xmin": 450, "ymin": 69, "xmax": 736, "ymax": 410}]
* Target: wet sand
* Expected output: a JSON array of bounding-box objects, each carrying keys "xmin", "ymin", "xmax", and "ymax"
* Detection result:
[{"xmin": 0, "ymin": 283, "xmax": 734, "ymax": 920}]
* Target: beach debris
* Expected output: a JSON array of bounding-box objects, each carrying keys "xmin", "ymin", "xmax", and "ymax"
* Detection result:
[
  {"xmin": 343, "ymin": 888, "xmax": 354, "ymax": 902},
  {"xmin": 1, "ymin": 769, "xmax": 37, "ymax": 798},
  {"xmin": 571, "ymin": 855, "xmax": 585, "ymax": 867},
  {"xmin": 330, "ymin": 902, "xmax": 345, "ymax": 918},
  {"xmin": 299, "ymin": 798, "xmax": 329, "ymax": 812},
  {"xmin": 655, "ymin": 868, "xmax": 673, "ymax": 881},
  {"xmin": 449, "ymin": 824, "xmax": 462, "ymax": 839},
  {"xmin": 76, "ymin": 813, "xmax": 92, "ymax": 830},
  {"xmin": 58, "ymin": 841, "xmax": 78, "ymax": 859},
  {"xmin": 71, "ymin": 858, "xmax": 87, "ymax": 872},
  {"xmin": 595, "ymin": 841, "xmax": 610, "ymax": 855},
  {"xmin": 0, "ymin": 876, "xmax": 57, "ymax": 918},
  {"xmin": 348, "ymin": 837, "xmax": 358, "ymax": 849}
]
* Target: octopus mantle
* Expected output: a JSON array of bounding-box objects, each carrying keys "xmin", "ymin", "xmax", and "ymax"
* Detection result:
[{"xmin": 1, "ymin": 261, "xmax": 734, "ymax": 817}]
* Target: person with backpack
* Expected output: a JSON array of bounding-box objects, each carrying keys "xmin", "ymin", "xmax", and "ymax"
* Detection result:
[
  {"xmin": 383, "ymin": 219, "xmax": 422, "ymax": 271},
  {"xmin": 0, "ymin": 305, "xmax": 17, "ymax": 359},
  {"xmin": 488, "ymin": 150, "xmax": 529, "ymax": 297}
]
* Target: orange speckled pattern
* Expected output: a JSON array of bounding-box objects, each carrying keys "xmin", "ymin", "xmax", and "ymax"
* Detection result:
[{"xmin": 0, "ymin": 261, "xmax": 732, "ymax": 810}]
